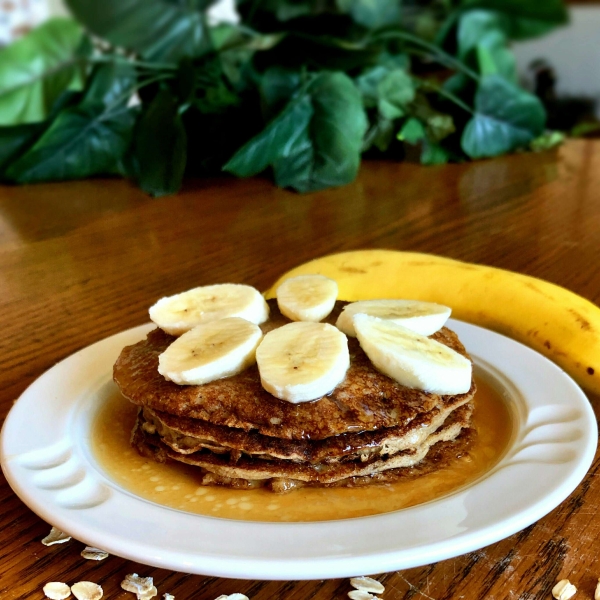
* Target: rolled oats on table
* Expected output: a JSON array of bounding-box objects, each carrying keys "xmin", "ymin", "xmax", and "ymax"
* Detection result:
[
  {"xmin": 43, "ymin": 582, "xmax": 71, "ymax": 600},
  {"xmin": 42, "ymin": 526, "xmax": 72, "ymax": 546},
  {"xmin": 348, "ymin": 591, "xmax": 377, "ymax": 600},
  {"xmin": 71, "ymin": 581, "xmax": 103, "ymax": 600},
  {"xmin": 121, "ymin": 573, "xmax": 155, "ymax": 594},
  {"xmin": 214, "ymin": 595, "xmax": 250, "ymax": 600},
  {"xmin": 80, "ymin": 547, "xmax": 109, "ymax": 561},
  {"xmin": 552, "ymin": 580, "xmax": 577, "ymax": 600},
  {"xmin": 350, "ymin": 577, "xmax": 385, "ymax": 594},
  {"xmin": 163, "ymin": 595, "xmax": 175, "ymax": 600},
  {"xmin": 138, "ymin": 586, "xmax": 158, "ymax": 600},
  {"xmin": 594, "ymin": 578, "xmax": 600, "ymax": 600}
]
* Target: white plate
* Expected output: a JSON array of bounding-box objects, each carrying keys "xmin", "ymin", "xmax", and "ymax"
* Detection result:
[{"xmin": 1, "ymin": 320, "xmax": 597, "ymax": 580}]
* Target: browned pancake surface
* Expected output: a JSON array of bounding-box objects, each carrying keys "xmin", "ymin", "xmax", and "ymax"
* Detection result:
[{"xmin": 114, "ymin": 300, "xmax": 475, "ymax": 440}]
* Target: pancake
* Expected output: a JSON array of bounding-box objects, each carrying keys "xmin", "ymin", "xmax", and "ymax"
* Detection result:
[
  {"xmin": 141, "ymin": 391, "xmax": 470, "ymax": 463},
  {"xmin": 114, "ymin": 301, "xmax": 475, "ymax": 440},
  {"xmin": 132, "ymin": 407, "xmax": 475, "ymax": 491},
  {"xmin": 114, "ymin": 299, "xmax": 477, "ymax": 492}
]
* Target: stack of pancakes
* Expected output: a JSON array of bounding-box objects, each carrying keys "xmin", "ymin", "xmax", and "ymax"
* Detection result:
[{"xmin": 113, "ymin": 301, "xmax": 476, "ymax": 493}]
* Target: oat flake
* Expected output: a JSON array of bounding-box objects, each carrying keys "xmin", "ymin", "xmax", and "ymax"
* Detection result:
[
  {"xmin": 80, "ymin": 547, "xmax": 109, "ymax": 561},
  {"xmin": 43, "ymin": 582, "xmax": 71, "ymax": 600},
  {"xmin": 71, "ymin": 581, "xmax": 103, "ymax": 600},
  {"xmin": 138, "ymin": 585, "xmax": 158, "ymax": 600},
  {"xmin": 552, "ymin": 580, "xmax": 577, "ymax": 600},
  {"xmin": 348, "ymin": 591, "xmax": 376, "ymax": 600},
  {"xmin": 121, "ymin": 574, "xmax": 154, "ymax": 595},
  {"xmin": 350, "ymin": 576, "xmax": 385, "ymax": 594},
  {"xmin": 42, "ymin": 526, "xmax": 71, "ymax": 546}
]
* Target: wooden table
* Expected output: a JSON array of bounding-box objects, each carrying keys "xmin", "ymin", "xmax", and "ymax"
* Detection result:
[{"xmin": 1, "ymin": 139, "xmax": 599, "ymax": 600}]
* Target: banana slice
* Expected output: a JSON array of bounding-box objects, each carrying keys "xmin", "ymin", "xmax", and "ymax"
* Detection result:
[
  {"xmin": 276, "ymin": 274, "xmax": 338, "ymax": 322},
  {"xmin": 150, "ymin": 284, "xmax": 269, "ymax": 335},
  {"xmin": 353, "ymin": 314, "xmax": 471, "ymax": 395},
  {"xmin": 336, "ymin": 299, "xmax": 451, "ymax": 337},
  {"xmin": 158, "ymin": 317, "xmax": 263, "ymax": 385},
  {"xmin": 256, "ymin": 322, "xmax": 349, "ymax": 403}
]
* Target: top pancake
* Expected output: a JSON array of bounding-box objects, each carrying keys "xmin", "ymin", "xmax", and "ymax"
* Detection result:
[{"xmin": 113, "ymin": 300, "xmax": 475, "ymax": 440}]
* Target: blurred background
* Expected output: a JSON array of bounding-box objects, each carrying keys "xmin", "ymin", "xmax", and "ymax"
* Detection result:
[{"xmin": 2, "ymin": 0, "xmax": 598, "ymax": 120}]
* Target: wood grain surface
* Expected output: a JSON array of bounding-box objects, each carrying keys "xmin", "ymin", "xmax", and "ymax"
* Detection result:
[{"xmin": 1, "ymin": 140, "xmax": 599, "ymax": 600}]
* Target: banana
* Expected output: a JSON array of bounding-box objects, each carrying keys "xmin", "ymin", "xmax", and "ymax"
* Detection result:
[
  {"xmin": 265, "ymin": 249, "xmax": 600, "ymax": 395},
  {"xmin": 277, "ymin": 274, "xmax": 338, "ymax": 322},
  {"xmin": 336, "ymin": 299, "xmax": 451, "ymax": 337},
  {"xmin": 256, "ymin": 322, "xmax": 350, "ymax": 403},
  {"xmin": 158, "ymin": 317, "xmax": 263, "ymax": 385},
  {"xmin": 150, "ymin": 283, "xmax": 269, "ymax": 335},
  {"xmin": 353, "ymin": 314, "xmax": 472, "ymax": 395}
]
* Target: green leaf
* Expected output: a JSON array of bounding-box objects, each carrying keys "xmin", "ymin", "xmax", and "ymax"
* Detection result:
[
  {"xmin": 225, "ymin": 72, "xmax": 367, "ymax": 191},
  {"xmin": 426, "ymin": 114, "xmax": 456, "ymax": 141},
  {"xmin": 398, "ymin": 117, "xmax": 425, "ymax": 144},
  {"xmin": 356, "ymin": 66, "xmax": 414, "ymax": 119},
  {"xmin": 377, "ymin": 70, "xmax": 414, "ymax": 120},
  {"xmin": 476, "ymin": 31, "xmax": 516, "ymax": 81},
  {"xmin": 529, "ymin": 131, "xmax": 565, "ymax": 152},
  {"xmin": 0, "ymin": 18, "xmax": 86, "ymax": 126},
  {"xmin": 457, "ymin": 10, "xmax": 507, "ymax": 55},
  {"xmin": 81, "ymin": 62, "xmax": 138, "ymax": 107},
  {"xmin": 0, "ymin": 90, "xmax": 83, "ymax": 176},
  {"xmin": 271, "ymin": 127, "xmax": 314, "ymax": 189},
  {"xmin": 273, "ymin": 72, "xmax": 368, "ymax": 192},
  {"xmin": 260, "ymin": 68, "xmax": 302, "ymax": 112},
  {"xmin": 254, "ymin": 34, "xmax": 381, "ymax": 72},
  {"xmin": 461, "ymin": 74, "xmax": 546, "ymax": 159},
  {"xmin": 460, "ymin": 0, "xmax": 567, "ymax": 24},
  {"xmin": 174, "ymin": 58, "xmax": 196, "ymax": 106},
  {"xmin": 571, "ymin": 122, "xmax": 600, "ymax": 138},
  {"xmin": 457, "ymin": 11, "xmax": 516, "ymax": 81},
  {"xmin": 421, "ymin": 142, "xmax": 450, "ymax": 165},
  {"xmin": 5, "ymin": 102, "xmax": 137, "ymax": 182},
  {"xmin": 0, "ymin": 124, "xmax": 41, "ymax": 172},
  {"xmin": 224, "ymin": 94, "xmax": 313, "ymax": 177},
  {"xmin": 355, "ymin": 66, "xmax": 389, "ymax": 108},
  {"xmin": 459, "ymin": 0, "xmax": 568, "ymax": 39},
  {"xmin": 363, "ymin": 116, "xmax": 395, "ymax": 152},
  {"xmin": 66, "ymin": 0, "xmax": 211, "ymax": 61},
  {"xmin": 336, "ymin": 0, "xmax": 402, "ymax": 29},
  {"xmin": 131, "ymin": 89, "xmax": 187, "ymax": 196}
]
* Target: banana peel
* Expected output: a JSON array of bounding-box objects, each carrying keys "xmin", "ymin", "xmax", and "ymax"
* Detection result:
[{"xmin": 265, "ymin": 249, "xmax": 600, "ymax": 396}]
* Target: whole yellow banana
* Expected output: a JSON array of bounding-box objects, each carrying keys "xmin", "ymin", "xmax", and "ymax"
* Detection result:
[{"xmin": 265, "ymin": 250, "xmax": 600, "ymax": 396}]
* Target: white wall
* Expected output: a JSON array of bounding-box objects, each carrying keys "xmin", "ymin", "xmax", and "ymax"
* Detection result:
[
  {"xmin": 514, "ymin": 6, "xmax": 600, "ymax": 115},
  {"xmin": 48, "ymin": 0, "xmax": 68, "ymax": 16}
]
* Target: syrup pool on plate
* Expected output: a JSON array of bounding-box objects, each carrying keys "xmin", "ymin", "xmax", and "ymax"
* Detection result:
[{"xmin": 92, "ymin": 369, "xmax": 514, "ymax": 522}]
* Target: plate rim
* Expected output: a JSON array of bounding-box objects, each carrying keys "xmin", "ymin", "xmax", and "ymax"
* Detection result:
[{"xmin": 1, "ymin": 320, "xmax": 597, "ymax": 580}]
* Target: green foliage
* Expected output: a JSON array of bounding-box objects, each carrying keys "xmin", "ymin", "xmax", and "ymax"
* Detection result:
[
  {"xmin": 459, "ymin": 0, "xmax": 568, "ymax": 39},
  {"xmin": 461, "ymin": 74, "xmax": 546, "ymax": 158},
  {"xmin": 65, "ymin": 0, "xmax": 211, "ymax": 61},
  {"xmin": 130, "ymin": 89, "xmax": 188, "ymax": 197},
  {"xmin": 224, "ymin": 94, "xmax": 314, "ymax": 177},
  {"xmin": 0, "ymin": 0, "xmax": 567, "ymax": 195},
  {"xmin": 337, "ymin": 0, "xmax": 402, "ymax": 30},
  {"xmin": 228, "ymin": 72, "xmax": 367, "ymax": 192},
  {"xmin": 0, "ymin": 18, "xmax": 87, "ymax": 126}
]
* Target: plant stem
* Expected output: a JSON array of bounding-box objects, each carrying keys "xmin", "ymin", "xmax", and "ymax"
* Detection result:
[
  {"xmin": 90, "ymin": 55, "xmax": 178, "ymax": 72},
  {"xmin": 416, "ymin": 78, "xmax": 474, "ymax": 114},
  {"xmin": 373, "ymin": 30, "xmax": 480, "ymax": 81},
  {"xmin": 106, "ymin": 73, "xmax": 174, "ymax": 112}
]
